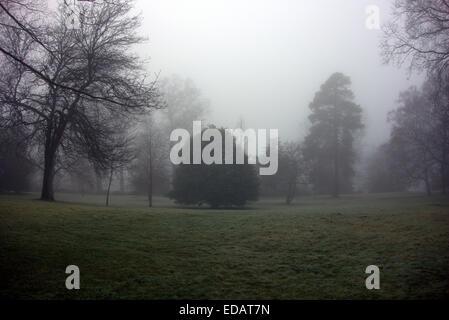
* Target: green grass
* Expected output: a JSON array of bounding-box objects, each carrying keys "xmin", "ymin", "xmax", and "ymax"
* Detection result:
[{"xmin": 0, "ymin": 192, "xmax": 448, "ymax": 299}]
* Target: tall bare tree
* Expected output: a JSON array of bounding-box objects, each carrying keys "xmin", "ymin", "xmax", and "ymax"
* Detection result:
[
  {"xmin": 389, "ymin": 79, "xmax": 449, "ymax": 195},
  {"xmin": 382, "ymin": 0, "xmax": 449, "ymax": 195},
  {"xmin": 423, "ymin": 72, "xmax": 449, "ymax": 194},
  {"xmin": 104, "ymin": 127, "xmax": 134, "ymax": 207},
  {"xmin": 132, "ymin": 116, "xmax": 170, "ymax": 207},
  {"xmin": 0, "ymin": 0, "xmax": 161, "ymax": 201}
]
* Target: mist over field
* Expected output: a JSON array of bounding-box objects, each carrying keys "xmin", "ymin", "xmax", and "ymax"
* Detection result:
[{"xmin": 1, "ymin": 0, "xmax": 448, "ymax": 303}]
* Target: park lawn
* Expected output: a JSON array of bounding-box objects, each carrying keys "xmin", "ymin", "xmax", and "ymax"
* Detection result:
[{"xmin": 0, "ymin": 193, "xmax": 448, "ymax": 299}]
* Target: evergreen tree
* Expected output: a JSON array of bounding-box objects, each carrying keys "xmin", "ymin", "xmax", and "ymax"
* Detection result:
[{"xmin": 303, "ymin": 73, "xmax": 363, "ymax": 197}]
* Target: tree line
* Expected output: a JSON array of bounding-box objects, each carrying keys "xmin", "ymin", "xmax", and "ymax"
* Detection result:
[
  {"xmin": 1, "ymin": 0, "xmax": 448, "ymax": 207},
  {"xmin": 264, "ymin": 0, "xmax": 449, "ymax": 203}
]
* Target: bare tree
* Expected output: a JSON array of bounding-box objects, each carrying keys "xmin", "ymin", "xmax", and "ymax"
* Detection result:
[
  {"xmin": 131, "ymin": 115, "xmax": 170, "ymax": 207},
  {"xmin": 160, "ymin": 74, "xmax": 210, "ymax": 132},
  {"xmin": 105, "ymin": 130, "xmax": 134, "ymax": 207},
  {"xmin": 281, "ymin": 142, "xmax": 302, "ymax": 205},
  {"xmin": 382, "ymin": 1, "xmax": 449, "ymax": 195},
  {"xmin": 388, "ymin": 83, "xmax": 448, "ymax": 195},
  {"xmin": 260, "ymin": 141, "xmax": 309, "ymax": 205},
  {"xmin": 381, "ymin": 0, "xmax": 449, "ymax": 76},
  {"xmin": 0, "ymin": 0, "xmax": 149, "ymax": 105},
  {"xmin": 422, "ymin": 72, "xmax": 449, "ymax": 194},
  {"xmin": 389, "ymin": 131, "xmax": 436, "ymax": 195},
  {"xmin": 0, "ymin": 0, "xmax": 161, "ymax": 201}
]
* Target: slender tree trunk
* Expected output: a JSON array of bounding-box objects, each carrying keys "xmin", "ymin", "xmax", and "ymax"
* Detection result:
[
  {"xmin": 286, "ymin": 181, "xmax": 295, "ymax": 205},
  {"xmin": 106, "ymin": 167, "xmax": 113, "ymax": 206},
  {"xmin": 119, "ymin": 167, "xmax": 125, "ymax": 194},
  {"xmin": 286, "ymin": 168, "xmax": 298, "ymax": 205},
  {"xmin": 148, "ymin": 168, "xmax": 153, "ymax": 208},
  {"xmin": 40, "ymin": 126, "xmax": 60, "ymax": 202},
  {"xmin": 41, "ymin": 148, "xmax": 56, "ymax": 201}
]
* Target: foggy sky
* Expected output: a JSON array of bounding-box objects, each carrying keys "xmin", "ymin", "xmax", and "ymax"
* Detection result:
[
  {"xmin": 49, "ymin": 0, "xmax": 423, "ymax": 150},
  {"xmin": 134, "ymin": 0, "xmax": 423, "ymax": 151}
]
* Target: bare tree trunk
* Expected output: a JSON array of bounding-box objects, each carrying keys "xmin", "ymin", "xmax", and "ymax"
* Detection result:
[
  {"xmin": 148, "ymin": 167, "xmax": 153, "ymax": 207},
  {"xmin": 106, "ymin": 167, "xmax": 113, "ymax": 206},
  {"xmin": 40, "ymin": 139, "xmax": 57, "ymax": 201},
  {"xmin": 286, "ymin": 169, "xmax": 298, "ymax": 205},
  {"xmin": 286, "ymin": 181, "xmax": 296, "ymax": 205},
  {"xmin": 41, "ymin": 151, "xmax": 55, "ymax": 201},
  {"xmin": 40, "ymin": 117, "xmax": 68, "ymax": 201},
  {"xmin": 119, "ymin": 167, "xmax": 125, "ymax": 194}
]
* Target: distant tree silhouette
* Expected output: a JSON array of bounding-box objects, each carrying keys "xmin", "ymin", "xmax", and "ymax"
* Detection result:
[{"xmin": 303, "ymin": 73, "xmax": 363, "ymax": 197}]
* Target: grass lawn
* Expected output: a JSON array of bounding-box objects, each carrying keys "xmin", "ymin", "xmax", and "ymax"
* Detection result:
[{"xmin": 0, "ymin": 192, "xmax": 448, "ymax": 299}]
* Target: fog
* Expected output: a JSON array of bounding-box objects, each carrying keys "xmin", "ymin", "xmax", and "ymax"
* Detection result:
[
  {"xmin": 2, "ymin": 0, "xmax": 449, "ymax": 301},
  {"xmin": 135, "ymin": 0, "xmax": 423, "ymax": 148}
]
